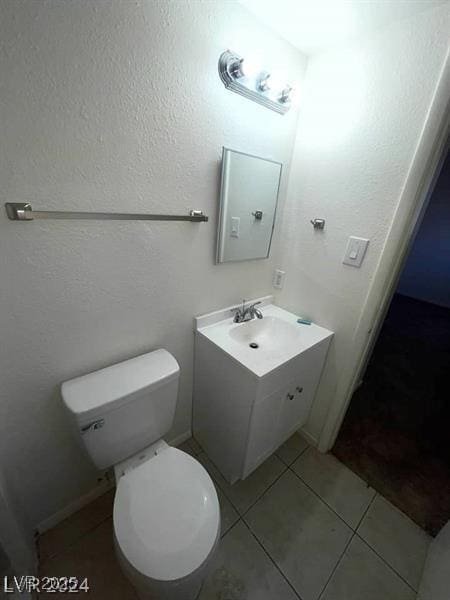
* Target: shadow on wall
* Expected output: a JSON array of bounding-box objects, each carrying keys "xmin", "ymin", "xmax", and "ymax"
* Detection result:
[{"xmin": 0, "ymin": 467, "xmax": 36, "ymax": 574}]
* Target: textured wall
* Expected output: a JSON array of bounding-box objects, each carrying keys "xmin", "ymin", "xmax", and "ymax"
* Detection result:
[
  {"xmin": 274, "ymin": 4, "xmax": 450, "ymax": 443},
  {"xmin": 397, "ymin": 151, "xmax": 450, "ymax": 308},
  {"xmin": 0, "ymin": 0, "xmax": 306, "ymax": 527}
]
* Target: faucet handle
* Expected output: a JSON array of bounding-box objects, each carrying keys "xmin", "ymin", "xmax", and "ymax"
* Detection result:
[
  {"xmin": 230, "ymin": 299, "xmax": 245, "ymax": 313},
  {"xmin": 248, "ymin": 301, "xmax": 261, "ymax": 309}
]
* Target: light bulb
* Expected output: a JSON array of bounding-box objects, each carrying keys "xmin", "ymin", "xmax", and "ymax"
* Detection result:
[
  {"xmin": 279, "ymin": 85, "xmax": 293, "ymax": 103},
  {"xmin": 230, "ymin": 58, "xmax": 245, "ymax": 79},
  {"xmin": 288, "ymin": 86, "xmax": 300, "ymax": 106},
  {"xmin": 258, "ymin": 72, "xmax": 271, "ymax": 92}
]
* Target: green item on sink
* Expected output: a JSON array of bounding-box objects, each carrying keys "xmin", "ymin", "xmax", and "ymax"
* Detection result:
[{"xmin": 297, "ymin": 317, "xmax": 312, "ymax": 325}]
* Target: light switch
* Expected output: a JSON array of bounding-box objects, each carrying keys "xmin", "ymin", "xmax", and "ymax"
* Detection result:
[
  {"xmin": 273, "ymin": 269, "xmax": 285, "ymax": 289},
  {"xmin": 343, "ymin": 236, "xmax": 369, "ymax": 267},
  {"xmin": 230, "ymin": 216, "xmax": 240, "ymax": 238}
]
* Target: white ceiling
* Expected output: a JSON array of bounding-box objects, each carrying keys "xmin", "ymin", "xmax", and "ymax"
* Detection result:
[{"xmin": 239, "ymin": 0, "xmax": 447, "ymax": 56}]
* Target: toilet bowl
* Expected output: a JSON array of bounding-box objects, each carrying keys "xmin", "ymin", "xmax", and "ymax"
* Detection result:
[
  {"xmin": 61, "ymin": 349, "xmax": 220, "ymax": 599},
  {"xmin": 113, "ymin": 440, "xmax": 220, "ymax": 600}
]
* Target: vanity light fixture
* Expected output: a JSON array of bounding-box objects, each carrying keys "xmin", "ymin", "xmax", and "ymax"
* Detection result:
[{"xmin": 218, "ymin": 50, "xmax": 295, "ymax": 114}]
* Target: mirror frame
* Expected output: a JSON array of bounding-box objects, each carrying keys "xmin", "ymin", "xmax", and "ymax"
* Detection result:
[{"xmin": 216, "ymin": 147, "xmax": 283, "ymax": 264}]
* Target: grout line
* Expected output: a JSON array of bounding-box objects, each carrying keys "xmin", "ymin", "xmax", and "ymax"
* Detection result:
[
  {"xmin": 198, "ymin": 450, "xmax": 290, "ymax": 517},
  {"xmin": 288, "ymin": 466, "xmax": 357, "ymax": 531},
  {"xmin": 222, "ymin": 445, "xmax": 311, "ymax": 517},
  {"xmin": 317, "ymin": 531, "xmax": 355, "ymax": 600},
  {"xmin": 354, "ymin": 492, "xmax": 420, "ymax": 593},
  {"xmin": 220, "ymin": 516, "xmax": 242, "ymax": 540},
  {"xmin": 220, "ymin": 514, "xmax": 241, "ymax": 539},
  {"xmin": 278, "ymin": 442, "xmax": 310, "ymax": 467},
  {"xmin": 317, "ymin": 477, "xmax": 379, "ymax": 597},
  {"xmin": 197, "ymin": 440, "xmax": 310, "ymax": 517},
  {"xmin": 354, "ymin": 490, "xmax": 377, "ymax": 532},
  {"xmin": 240, "ymin": 464, "xmax": 289, "ymax": 518},
  {"xmin": 241, "ymin": 518, "xmax": 304, "ymax": 600},
  {"xmin": 354, "ymin": 532, "xmax": 419, "ymax": 594}
]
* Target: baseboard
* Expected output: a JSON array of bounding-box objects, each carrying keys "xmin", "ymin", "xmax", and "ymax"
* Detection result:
[
  {"xmin": 36, "ymin": 429, "xmax": 192, "ymax": 535},
  {"xmin": 36, "ymin": 477, "xmax": 114, "ymax": 535},
  {"xmin": 167, "ymin": 429, "xmax": 192, "ymax": 447},
  {"xmin": 299, "ymin": 426, "xmax": 318, "ymax": 448}
]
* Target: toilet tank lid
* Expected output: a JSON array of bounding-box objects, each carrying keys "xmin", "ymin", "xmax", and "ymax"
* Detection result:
[{"xmin": 61, "ymin": 349, "xmax": 179, "ymax": 421}]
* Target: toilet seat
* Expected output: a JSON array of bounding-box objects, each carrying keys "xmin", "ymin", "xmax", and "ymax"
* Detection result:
[{"xmin": 113, "ymin": 447, "xmax": 220, "ymax": 582}]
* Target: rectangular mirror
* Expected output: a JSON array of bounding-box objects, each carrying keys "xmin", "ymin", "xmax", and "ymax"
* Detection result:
[{"xmin": 216, "ymin": 148, "xmax": 282, "ymax": 263}]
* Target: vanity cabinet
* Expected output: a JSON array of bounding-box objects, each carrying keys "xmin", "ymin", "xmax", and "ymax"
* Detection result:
[
  {"xmin": 193, "ymin": 314, "xmax": 332, "ymax": 483},
  {"xmin": 242, "ymin": 340, "xmax": 328, "ymax": 478}
]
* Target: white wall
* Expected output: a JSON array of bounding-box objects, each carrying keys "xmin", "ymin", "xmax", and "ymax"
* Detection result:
[
  {"xmin": 274, "ymin": 4, "xmax": 450, "ymax": 443},
  {"xmin": 0, "ymin": 0, "xmax": 306, "ymax": 528}
]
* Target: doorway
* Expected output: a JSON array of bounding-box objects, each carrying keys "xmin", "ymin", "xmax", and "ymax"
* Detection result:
[{"xmin": 333, "ymin": 149, "xmax": 450, "ymax": 536}]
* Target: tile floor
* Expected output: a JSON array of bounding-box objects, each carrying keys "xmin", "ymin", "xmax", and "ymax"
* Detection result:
[{"xmin": 38, "ymin": 435, "xmax": 430, "ymax": 599}]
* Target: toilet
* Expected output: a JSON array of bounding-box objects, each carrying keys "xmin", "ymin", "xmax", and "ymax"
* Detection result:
[{"xmin": 61, "ymin": 349, "xmax": 220, "ymax": 600}]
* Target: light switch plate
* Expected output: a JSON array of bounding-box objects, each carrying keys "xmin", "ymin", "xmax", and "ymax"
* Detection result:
[
  {"xmin": 230, "ymin": 216, "xmax": 240, "ymax": 238},
  {"xmin": 343, "ymin": 236, "xmax": 369, "ymax": 267},
  {"xmin": 273, "ymin": 269, "xmax": 285, "ymax": 289}
]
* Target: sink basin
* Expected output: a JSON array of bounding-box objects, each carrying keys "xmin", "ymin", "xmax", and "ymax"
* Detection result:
[
  {"xmin": 195, "ymin": 299, "xmax": 333, "ymax": 378},
  {"xmin": 229, "ymin": 316, "xmax": 303, "ymax": 353}
]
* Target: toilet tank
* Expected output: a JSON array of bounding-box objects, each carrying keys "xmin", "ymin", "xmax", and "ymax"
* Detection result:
[{"xmin": 61, "ymin": 349, "xmax": 180, "ymax": 469}]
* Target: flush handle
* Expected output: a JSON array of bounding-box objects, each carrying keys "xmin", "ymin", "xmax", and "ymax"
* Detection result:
[{"xmin": 81, "ymin": 419, "xmax": 105, "ymax": 434}]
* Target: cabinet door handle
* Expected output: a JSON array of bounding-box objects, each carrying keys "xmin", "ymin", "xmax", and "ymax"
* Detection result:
[
  {"xmin": 287, "ymin": 393, "xmax": 294, "ymax": 400},
  {"xmin": 296, "ymin": 386, "xmax": 303, "ymax": 393}
]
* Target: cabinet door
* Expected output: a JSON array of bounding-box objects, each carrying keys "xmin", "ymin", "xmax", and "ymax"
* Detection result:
[
  {"xmin": 243, "ymin": 386, "xmax": 286, "ymax": 478},
  {"xmin": 278, "ymin": 379, "xmax": 314, "ymax": 442},
  {"xmin": 278, "ymin": 342, "xmax": 329, "ymax": 443}
]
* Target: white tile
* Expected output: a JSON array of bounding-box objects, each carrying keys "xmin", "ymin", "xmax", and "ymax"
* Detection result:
[
  {"xmin": 321, "ymin": 535, "xmax": 415, "ymax": 600},
  {"xmin": 292, "ymin": 447, "xmax": 376, "ymax": 528},
  {"xmin": 245, "ymin": 470, "xmax": 352, "ymax": 600},
  {"xmin": 198, "ymin": 452, "xmax": 286, "ymax": 515},
  {"xmin": 276, "ymin": 433, "xmax": 309, "ymax": 465},
  {"xmin": 199, "ymin": 520, "xmax": 298, "ymax": 600},
  {"xmin": 358, "ymin": 495, "xmax": 431, "ymax": 590}
]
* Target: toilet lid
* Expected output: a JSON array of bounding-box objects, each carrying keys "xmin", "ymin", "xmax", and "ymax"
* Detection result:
[{"xmin": 113, "ymin": 447, "xmax": 220, "ymax": 582}]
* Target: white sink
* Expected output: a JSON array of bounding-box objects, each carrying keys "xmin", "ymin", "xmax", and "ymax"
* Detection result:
[
  {"xmin": 193, "ymin": 297, "xmax": 334, "ymax": 483},
  {"xmin": 195, "ymin": 298, "xmax": 333, "ymax": 378},
  {"xmin": 229, "ymin": 315, "xmax": 303, "ymax": 351}
]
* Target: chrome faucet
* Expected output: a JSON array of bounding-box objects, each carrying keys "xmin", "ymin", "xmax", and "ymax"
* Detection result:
[{"xmin": 231, "ymin": 300, "xmax": 263, "ymax": 323}]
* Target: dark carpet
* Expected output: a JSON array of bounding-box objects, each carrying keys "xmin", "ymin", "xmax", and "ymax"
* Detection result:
[{"xmin": 333, "ymin": 293, "xmax": 450, "ymax": 536}]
